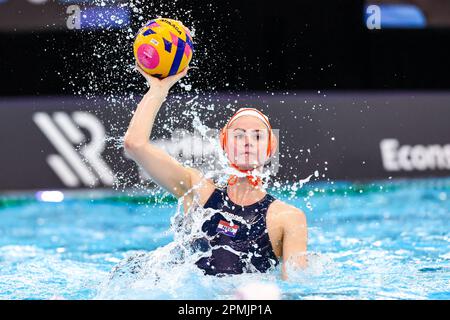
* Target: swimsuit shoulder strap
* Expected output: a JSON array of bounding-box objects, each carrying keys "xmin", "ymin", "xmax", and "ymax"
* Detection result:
[{"xmin": 203, "ymin": 187, "xmax": 226, "ymax": 210}]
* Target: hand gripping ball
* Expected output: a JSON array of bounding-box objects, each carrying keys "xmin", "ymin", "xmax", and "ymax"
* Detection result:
[{"xmin": 133, "ymin": 18, "xmax": 194, "ymax": 78}]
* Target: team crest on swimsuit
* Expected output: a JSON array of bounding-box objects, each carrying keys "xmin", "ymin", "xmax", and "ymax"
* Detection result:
[{"xmin": 216, "ymin": 220, "xmax": 239, "ymax": 237}]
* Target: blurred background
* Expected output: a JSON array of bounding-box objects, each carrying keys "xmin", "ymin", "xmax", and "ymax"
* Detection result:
[{"xmin": 1, "ymin": 0, "xmax": 450, "ymax": 191}]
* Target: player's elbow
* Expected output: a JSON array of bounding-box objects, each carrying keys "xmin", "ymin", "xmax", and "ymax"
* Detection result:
[{"xmin": 123, "ymin": 135, "xmax": 147, "ymax": 154}]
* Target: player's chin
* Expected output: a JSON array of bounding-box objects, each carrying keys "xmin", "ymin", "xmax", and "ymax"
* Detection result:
[{"xmin": 233, "ymin": 159, "xmax": 263, "ymax": 170}]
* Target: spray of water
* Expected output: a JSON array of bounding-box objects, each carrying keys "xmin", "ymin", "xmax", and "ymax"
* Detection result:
[{"xmin": 57, "ymin": 0, "xmax": 332, "ymax": 299}]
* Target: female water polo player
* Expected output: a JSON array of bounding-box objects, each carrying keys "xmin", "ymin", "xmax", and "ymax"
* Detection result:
[{"xmin": 124, "ymin": 66, "xmax": 307, "ymax": 280}]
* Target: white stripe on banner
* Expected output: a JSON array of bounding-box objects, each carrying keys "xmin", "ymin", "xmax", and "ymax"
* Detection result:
[
  {"xmin": 47, "ymin": 154, "xmax": 80, "ymax": 187},
  {"xmin": 53, "ymin": 112, "xmax": 85, "ymax": 144},
  {"xmin": 72, "ymin": 111, "xmax": 115, "ymax": 185},
  {"xmin": 32, "ymin": 112, "xmax": 98, "ymax": 186}
]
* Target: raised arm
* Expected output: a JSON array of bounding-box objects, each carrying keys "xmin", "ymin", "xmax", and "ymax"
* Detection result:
[{"xmin": 124, "ymin": 65, "xmax": 199, "ymax": 198}]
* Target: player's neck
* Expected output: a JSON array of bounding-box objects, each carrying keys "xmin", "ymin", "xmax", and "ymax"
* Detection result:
[{"xmin": 226, "ymin": 176, "xmax": 265, "ymax": 205}]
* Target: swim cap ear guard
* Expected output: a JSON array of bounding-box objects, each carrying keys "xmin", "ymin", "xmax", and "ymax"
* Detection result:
[{"xmin": 219, "ymin": 108, "xmax": 276, "ymax": 187}]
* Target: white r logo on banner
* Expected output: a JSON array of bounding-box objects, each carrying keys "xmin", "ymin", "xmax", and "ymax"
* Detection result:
[{"xmin": 33, "ymin": 111, "xmax": 115, "ymax": 187}]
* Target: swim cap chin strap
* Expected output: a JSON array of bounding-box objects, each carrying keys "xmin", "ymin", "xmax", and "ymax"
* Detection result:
[
  {"xmin": 227, "ymin": 163, "xmax": 262, "ymax": 187},
  {"xmin": 221, "ymin": 108, "xmax": 274, "ymax": 187}
]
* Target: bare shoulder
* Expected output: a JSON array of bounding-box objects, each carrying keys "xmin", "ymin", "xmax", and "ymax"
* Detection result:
[
  {"xmin": 185, "ymin": 167, "xmax": 203, "ymax": 184},
  {"xmin": 185, "ymin": 167, "xmax": 213, "ymax": 186},
  {"xmin": 184, "ymin": 167, "xmax": 216, "ymax": 207},
  {"xmin": 267, "ymin": 199, "xmax": 307, "ymax": 226}
]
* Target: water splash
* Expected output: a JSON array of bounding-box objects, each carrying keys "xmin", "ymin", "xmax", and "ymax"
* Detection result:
[{"xmin": 56, "ymin": 0, "xmax": 330, "ymax": 299}]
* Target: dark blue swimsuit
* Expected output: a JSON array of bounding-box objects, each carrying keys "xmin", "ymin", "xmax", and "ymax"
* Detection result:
[{"xmin": 193, "ymin": 186, "xmax": 279, "ymax": 276}]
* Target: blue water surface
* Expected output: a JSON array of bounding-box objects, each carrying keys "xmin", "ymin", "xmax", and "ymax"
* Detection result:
[{"xmin": 0, "ymin": 178, "xmax": 449, "ymax": 300}]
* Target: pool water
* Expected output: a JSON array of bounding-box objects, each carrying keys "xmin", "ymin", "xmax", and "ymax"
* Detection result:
[{"xmin": 0, "ymin": 178, "xmax": 449, "ymax": 300}]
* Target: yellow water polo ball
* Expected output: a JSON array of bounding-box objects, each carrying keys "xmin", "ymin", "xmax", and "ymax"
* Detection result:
[{"xmin": 133, "ymin": 18, "xmax": 194, "ymax": 78}]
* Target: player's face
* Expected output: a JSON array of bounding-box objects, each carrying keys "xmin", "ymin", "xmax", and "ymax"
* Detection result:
[{"xmin": 225, "ymin": 116, "xmax": 270, "ymax": 170}]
